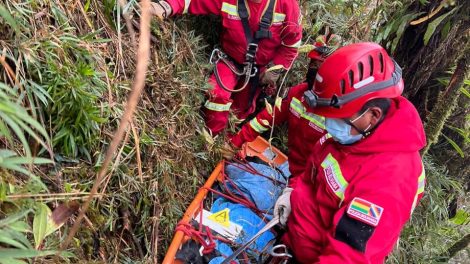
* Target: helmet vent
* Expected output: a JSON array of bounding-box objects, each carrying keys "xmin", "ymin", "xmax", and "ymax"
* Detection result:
[
  {"xmin": 368, "ymin": 55, "xmax": 374, "ymax": 76},
  {"xmin": 379, "ymin": 52, "xmax": 384, "ymax": 73},
  {"xmin": 340, "ymin": 79, "xmax": 346, "ymax": 94},
  {"xmin": 348, "ymin": 70, "xmax": 354, "ymax": 88},
  {"xmin": 358, "ymin": 62, "xmax": 364, "ymax": 81}
]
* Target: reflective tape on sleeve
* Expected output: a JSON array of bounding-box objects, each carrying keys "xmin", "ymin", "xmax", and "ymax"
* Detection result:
[
  {"xmin": 290, "ymin": 98, "xmax": 325, "ymax": 130},
  {"xmin": 303, "ymin": 112, "xmax": 325, "ymax": 129},
  {"xmin": 273, "ymin": 12, "xmax": 286, "ymax": 23},
  {"xmin": 249, "ymin": 118, "xmax": 269, "ymax": 133},
  {"xmin": 411, "ymin": 162, "xmax": 426, "ymax": 214},
  {"xmin": 321, "ymin": 153, "xmax": 349, "ymax": 201},
  {"xmin": 221, "ymin": 2, "xmax": 238, "ymax": 16},
  {"xmin": 204, "ymin": 101, "xmax": 232, "ymax": 112},
  {"xmin": 417, "ymin": 163, "xmax": 425, "ymax": 194}
]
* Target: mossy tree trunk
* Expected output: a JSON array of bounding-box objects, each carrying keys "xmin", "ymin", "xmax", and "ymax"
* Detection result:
[{"xmin": 422, "ymin": 54, "xmax": 469, "ymax": 155}]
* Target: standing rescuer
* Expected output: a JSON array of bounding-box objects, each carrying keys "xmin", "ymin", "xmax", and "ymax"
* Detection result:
[
  {"xmin": 274, "ymin": 42, "xmax": 427, "ymax": 263},
  {"xmin": 150, "ymin": 0, "xmax": 302, "ymax": 135}
]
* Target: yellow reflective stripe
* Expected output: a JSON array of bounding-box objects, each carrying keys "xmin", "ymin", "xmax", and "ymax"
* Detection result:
[
  {"xmin": 273, "ymin": 12, "xmax": 286, "ymax": 23},
  {"xmin": 221, "ymin": 2, "xmax": 238, "ymax": 16},
  {"xmin": 204, "ymin": 101, "xmax": 232, "ymax": 112},
  {"xmin": 290, "ymin": 97, "xmax": 305, "ymax": 114},
  {"xmin": 249, "ymin": 118, "xmax": 269, "ymax": 133},
  {"xmin": 303, "ymin": 112, "xmax": 325, "ymax": 129},
  {"xmin": 417, "ymin": 163, "xmax": 426, "ymax": 194},
  {"xmin": 183, "ymin": 0, "xmax": 191, "ymax": 14},
  {"xmin": 321, "ymin": 153, "xmax": 349, "ymax": 200},
  {"xmin": 282, "ymin": 39, "xmax": 302, "ymax": 48},
  {"xmin": 411, "ymin": 162, "xmax": 426, "ymax": 214},
  {"xmin": 291, "ymin": 98, "xmax": 325, "ymax": 129}
]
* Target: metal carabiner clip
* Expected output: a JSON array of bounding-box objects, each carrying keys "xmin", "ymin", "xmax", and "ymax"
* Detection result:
[
  {"xmin": 209, "ymin": 48, "xmax": 221, "ymax": 65},
  {"xmin": 270, "ymin": 244, "xmax": 292, "ymax": 264}
]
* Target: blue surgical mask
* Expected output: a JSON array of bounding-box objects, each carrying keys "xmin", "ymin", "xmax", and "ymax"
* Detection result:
[
  {"xmin": 325, "ymin": 109, "xmax": 371, "ymax": 145},
  {"xmin": 325, "ymin": 118, "xmax": 363, "ymax": 145}
]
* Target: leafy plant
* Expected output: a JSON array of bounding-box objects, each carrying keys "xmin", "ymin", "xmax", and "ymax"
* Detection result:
[
  {"xmin": 0, "ymin": 83, "xmax": 50, "ymax": 157},
  {"xmin": 389, "ymin": 157, "xmax": 467, "ymax": 263},
  {"xmin": 1, "ymin": 1, "xmax": 110, "ymax": 159}
]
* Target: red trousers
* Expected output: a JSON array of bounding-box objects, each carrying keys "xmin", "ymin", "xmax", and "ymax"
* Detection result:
[{"xmin": 203, "ymin": 61, "xmax": 262, "ymax": 135}]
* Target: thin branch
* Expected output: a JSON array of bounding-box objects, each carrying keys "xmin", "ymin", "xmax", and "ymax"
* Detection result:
[{"xmin": 59, "ymin": 0, "xmax": 153, "ymax": 252}]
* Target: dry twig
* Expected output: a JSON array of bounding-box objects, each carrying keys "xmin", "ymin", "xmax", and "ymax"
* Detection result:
[{"xmin": 60, "ymin": 0, "xmax": 153, "ymax": 252}]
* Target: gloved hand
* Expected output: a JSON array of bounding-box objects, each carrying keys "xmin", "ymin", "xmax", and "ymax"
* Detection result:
[
  {"xmin": 149, "ymin": 1, "xmax": 172, "ymax": 19},
  {"xmin": 260, "ymin": 64, "xmax": 284, "ymax": 87},
  {"xmin": 219, "ymin": 142, "xmax": 240, "ymax": 160},
  {"xmin": 274, "ymin": 187, "xmax": 293, "ymax": 227}
]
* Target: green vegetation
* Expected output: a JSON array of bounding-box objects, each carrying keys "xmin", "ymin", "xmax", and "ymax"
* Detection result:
[{"xmin": 0, "ymin": 0, "xmax": 468, "ymax": 263}]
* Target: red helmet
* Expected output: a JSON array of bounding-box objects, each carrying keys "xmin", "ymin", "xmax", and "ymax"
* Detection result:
[{"xmin": 306, "ymin": 42, "xmax": 403, "ymax": 118}]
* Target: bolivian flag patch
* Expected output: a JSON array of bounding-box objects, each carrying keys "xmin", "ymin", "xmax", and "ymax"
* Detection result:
[{"xmin": 347, "ymin": 197, "xmax": 384, "ymax": 227}]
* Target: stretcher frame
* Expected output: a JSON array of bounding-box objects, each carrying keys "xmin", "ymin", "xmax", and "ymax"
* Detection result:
[{"xmin": 163, "ymin": 136, "xmax": 288, "ymax": 264}]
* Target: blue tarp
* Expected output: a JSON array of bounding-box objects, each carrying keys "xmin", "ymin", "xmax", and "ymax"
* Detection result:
[
  {"xmin": 223, "ymin": 161, "xmax": 289, "ymax": 214},
  {"xmin": 208, "ymin": 162, "xmax": 289, "ymax": 264}
]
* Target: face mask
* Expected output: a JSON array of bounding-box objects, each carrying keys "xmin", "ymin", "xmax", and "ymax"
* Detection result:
[
  {"xmin": 325, "ymin": 109, "xmax": 371, "ymax": 145},
  {"xmin": 325, "ymin": 118, "xmax": 363, "ymax": 145}
]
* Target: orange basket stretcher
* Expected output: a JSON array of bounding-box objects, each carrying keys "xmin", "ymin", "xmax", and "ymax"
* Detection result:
[{"xmin": 162, "ymin": 136, "xmax": 288, "ymax": 264}]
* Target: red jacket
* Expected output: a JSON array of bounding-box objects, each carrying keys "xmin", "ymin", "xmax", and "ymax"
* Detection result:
[
  {"xmin": 284, "ymin": 96, "xmax": 426, "ymax": 263},
  {"xmin": 230, "ymin": 83, "xmax": 326, "ymax": 186},
  {"xmin": 165, "ymin": 0, "xmax": 302, "ymax": 69}
]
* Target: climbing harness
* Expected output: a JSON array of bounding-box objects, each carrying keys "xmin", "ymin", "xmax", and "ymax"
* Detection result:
[
  {"xmin": 210, "ymin": 0, "xmax": 276, "ymax": 93},
  {"xmin": 210, "ymin": 48, "xmax": 258, "ymax": 93}
]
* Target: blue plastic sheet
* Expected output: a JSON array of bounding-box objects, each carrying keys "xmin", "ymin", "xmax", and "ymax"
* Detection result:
[{"xmin": 223, "ymin": 161, "xmax": 289, "ymax": 214}]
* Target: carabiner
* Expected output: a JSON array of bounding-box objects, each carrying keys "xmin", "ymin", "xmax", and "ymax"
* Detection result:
[
  {"xmin": 209, "ymin": 48, "xmax": 221, "ymax": 65},
  {"xmin": 270, "ymin": 244, "xmax": 292, "ymax": 258}
]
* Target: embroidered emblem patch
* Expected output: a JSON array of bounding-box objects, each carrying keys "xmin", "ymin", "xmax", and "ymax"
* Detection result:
[{"xmin": 347, "ymin": 197, "xmax": 384, "ymax": 227}]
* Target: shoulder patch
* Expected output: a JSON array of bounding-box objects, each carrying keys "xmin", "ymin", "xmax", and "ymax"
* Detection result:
[
  {"xmin": 347, "ymin": 197, "xmax": 384, "ymax": 227},
  {"xmin": 335, "ymin": 211, "xmax": 375, "ymax": 252}
]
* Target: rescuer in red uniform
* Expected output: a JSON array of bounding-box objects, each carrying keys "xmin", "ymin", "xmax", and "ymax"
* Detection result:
[
  {"xmin": 150, "ymin": 0, "xmax": 302, "ymax": 135},
  {"xmin": 274, "ymin": 42, "xmax": 426, "ymax": 263},
  {"xmin": 226, "ymin": 35, "xmax": 342, "ymax": 186}
]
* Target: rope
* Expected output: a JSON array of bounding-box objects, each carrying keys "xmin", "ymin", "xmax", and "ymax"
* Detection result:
[
  {"xmin": 176, "ymin": 159, "xmax": 283, "ymax": 259},
  {"xmin": 175, "ymin": 222, "xmax": 216, "ymax": 254}
]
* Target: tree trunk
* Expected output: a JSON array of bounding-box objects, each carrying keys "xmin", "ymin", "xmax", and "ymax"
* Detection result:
[
  {"xmin": 438, "ymin": 233, "xmax": 470, "ymax": 262},
  {"xmin": 422, "ymin": 54, "xmax": 470, "ymax": 155}
]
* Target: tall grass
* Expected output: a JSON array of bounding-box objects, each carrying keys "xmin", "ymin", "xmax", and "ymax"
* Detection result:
[{"xmin": 0, "ymin": 0, "xmax": 467, "ymax": 263}]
